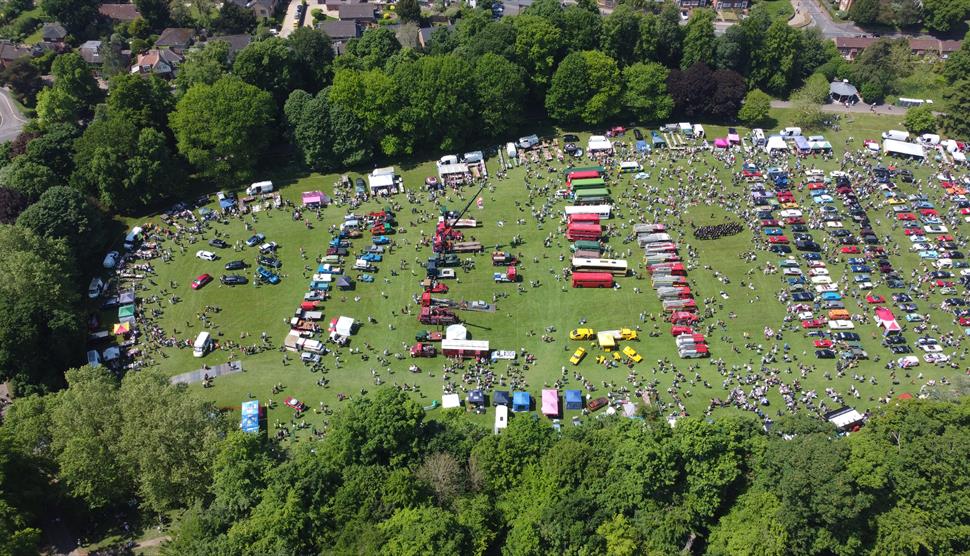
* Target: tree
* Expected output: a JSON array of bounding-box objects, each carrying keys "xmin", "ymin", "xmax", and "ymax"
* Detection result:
[
  {"xmin": 35, "ymin": 53, "xmax": 102, "ymax": 127},
  {"xmin": 666, "ymin": 62, "xmax": 715, "ymax": 118},
  {"xmin": 473, "ymin": 54, "xmax": 527, "ymax": 138},
  {"xmin": 0, "ymin": 157, "xmax": 57, "ymax": 200},
  {"xmin": 851, "ymin": 38, "xmax": 912, "ymax": 104},
  {"xmin": 512, "ymin": 15, "xmax": 562, "ymax": 92},
  {"xmin": 621, "ymin": 62, "xmax": 672, "ymax": 123},
  {"xmin": 560, "ymin": 6, "xmax": 602, "ymax": 53},
  {"xmin": 107, "ymin": 73, "xmax": 176, "ymax": 131},
  {"xmin": 709, "ymin": 69, "xmax": 746, "ymax": 119},
  {"xmin": 0, "ymin": 188, "xmax": 28, "ymax": 224},
  {"xmin": 706, "ymin": 491, "xmax": 788, "ymax": 556},
  {"xmin": 749, "ymin": 19, "xmax": 801, "ymax": 96},
  {"xmin": 40, "ymin": 0, "xmax": 100, "ymax": 33},
  {"xmin": 174, "ymin": 39, "xmax": 231, "ymax": 96},
  {"xmin": 791, "ymin": 72, "xmax": 830, "ymax": 104},
  {"xmin": 213, "ymin": 1, "xmax": 257, "ymax": 33},
  {"xmin": 339, "ymin": 27, "xmax": 402, "ymax": 71},
  {"xmin": 680, "ymin": 9, "xmax": 716, "ymax": 69},
  {"xmin": 212, "ymin": 432, "xmax": 273, "ymax": 520},
  {"xmin": 0, "ymin": 436, "xmax": 43, "ymax": 556},
  {"xmin": 903, "ymin": 104, "xmax": 937, "ymax": 134},
  {"xmin": 792, "ymin": 98, "xmax": 826, "ymax": 130},
  {"xmin": 391, "ymin": 55, "xmax": 477, "ymax": 152},
  {"xmin": 170, "ymin": 76, "xmax": 276, "ymax": 184},
  {"xmin": 285, "ymin": 89, "xmax": 338, "ymax": 171},
  {"xmin": 379, "ymin": 506, "xmax": 470, "ymax": 556},
  {"xmin": 100, "ymin": 34, "xmax": 131, "ymax": 79},
  {"xmin": 16, "ymin": 186, "xmax": 105, "ymax": 265},
  {"xmin": 848, "ymin": 0, "xmax": 879, "ymax": 22},
  {"xmin": 940, "ymin": 80, "xmax": 970, "ymax": 137},
  {"xmin": 416, "ymin": 452, "xmax": 466, "ymax": 507},
  {"xmin": 738, "ymin": 88, "xmax": 772, "ymax": 126},
  {"xmin": 943, "ymin": 32, "xmax": 970, "ymax": 84},
  {"xmin": 0, "ymin": 58, "xmax": 42, "ymax": 104},
  {"xmin": 653, "ymin": 1, "xmax": 684, "ymax": 67},
  {"xmin": 597, "ymin": 514, "xmax": 642, "ymax": 556},
  {"xmin": 232, "ymin": 38, "xmax": 300, "ymax": 103},
  {"xmin": 599, "ymin": 5, "xmax": 642, "ymax": 67},
  {"xmin": 288, "ymin": 27, "xmax": 335, "ymax": 93},
  {"xmin": 324, "ymin": 388, "xmax": 425, "ymax": 468},
  {"xmin": 397, "ymin": 0, "xmax": 422, "ymax": 23},
  {"xmin": 134, "ymin": 0, "xmax": 170, "ymax": 30},
  {"xmin": 48, "ymin": 366, "xmax": 133, "ymax": 510},
  {"xmin": 23, "ymin": 123, "xmax": 79, "ymax": 182},
  {"xmin": 546, "ymin": 50, "xmax": 621, "ymax": 125},
  {"xmin": 922, "ymin": 0, "xmax": 970, "ymax": 32}
]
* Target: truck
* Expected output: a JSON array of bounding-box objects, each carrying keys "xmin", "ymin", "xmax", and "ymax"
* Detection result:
[
  {"xmin": 450, "ymin": 241, "xmax": 483, "ymax": 253},
  {"xmin": 492, "ymin": 251, "xmax": 518, "ymax": 266},
  {"xmin": 409, "ymin": 343, "xmax": 437, "ymax": 357},
  {"xmin": 493, "ymin": 266, "xmax": 518, "ymax": 283},
  {"xmin": 572, "ymin": 272, "xmax": 613, "ymax": 288},
  {"xmin": 570, "ymin": 240, "xmax": 602, "ymax": 253},
  {"xmin": 419, "ymin": 307, "xmax": 459, "ymax": 325}
]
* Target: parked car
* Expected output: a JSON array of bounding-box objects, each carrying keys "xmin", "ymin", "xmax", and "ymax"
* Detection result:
[
  {"xmin": 259, "ymin": 256, "xmax": 282, "ymax": 269},
  {"xmin": 191, "ymin": 274, "xmax": 213, "ymax": 290},
  {"xmin": 103, "ymin": 251, "xmax": 120, "ymax": 269},
  {"xmin": 221, "ymin": 274, "xmax": 247, "ymax": 286},
  {"xmin": 245, "ymin": 233, "xmax": 265, "ymax": 247},
  {"xmin": 208, "ymin": 239, "xmax": 228, "ymax": 248},
  {"xmin": 196, "ymin": 250, "xmax": 217, "ymax": 261},
  {"xmin": 225, "ymin": 260, "xmax": 247, "ymax": 271}
]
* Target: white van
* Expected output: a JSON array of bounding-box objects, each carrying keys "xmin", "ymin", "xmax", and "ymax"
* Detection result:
[
  {"xmin": 123, "ymin": 226, "xmax": 144, "ymax": 251},
  {"xmin": 86, "ymin": 350, "xmax": 102, "ymax": 367},
  {"xmin": 193, "ymin": 331, "xmax": 212, "ymax": 358},
  {"xmin": 881, "ymin": 130, "xmax": 909, "ymax": 141},
  {"xmin": 780, "ymin": 127, "xmax": 802, "ymax": 138},
  {"xmin": 506, "ymin": 142, "xmax": 517, "ymax": 158},
  {"xmin": 619, "ymin": 161, "xmax": 641, "ymax": 172},
  {"xmin": 88, "ymin": 277, "xmax": 105, "ymax": 299},
  {"xmin": 692, "ymin": 124, "xmax": 705, "ymax": 138},
  {"xmin": 919, "ymin": 133, "xmax": 941, "ymax": 146},
  {"xmin": 246, "ymin": 181, "xmax": 274, "ymax": 195},
  {"xmin": 751, "ymin": 128, "xmax": 766, "ymax": 146}
]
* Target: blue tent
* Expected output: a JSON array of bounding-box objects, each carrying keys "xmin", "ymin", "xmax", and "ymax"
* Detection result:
[
  {"xmin": 468, "ymin": 389, "xmax": 485, "ymax": 407},
  {"xmin": 493, "ymin": 390, "xmax": 511, "ymax": 406},
  {"xmin": 240, "ymin": 400, "xmax": 260, "ymax": 433},
  {"xmin": 512, "ymin": 391, "xmax": 531, "ymax": 412},
  {"xmin": 564, "ymin": 390, "xmax": 583, "ymax": 410},
  {"xmin": 636, "ymin": 139, "xmax": 648, "ymax": 153},
  {"xmin": 219, "ymin": 197, "xmax": 236, "ymax": 211}
]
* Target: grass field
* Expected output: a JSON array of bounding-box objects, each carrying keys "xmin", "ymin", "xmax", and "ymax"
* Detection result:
[{"xmin": 109, "ymin": 110, "xmax": 965, "ymax": 443}]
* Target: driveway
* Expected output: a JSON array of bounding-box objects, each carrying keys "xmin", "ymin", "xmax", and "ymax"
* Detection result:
[
  {"xmin": 0, "ymin": 88, "xmax": 27, "ymax": 143},
  {"xmin": 280, "ymin": 0, "xmax": 307, "ymax": 38}
]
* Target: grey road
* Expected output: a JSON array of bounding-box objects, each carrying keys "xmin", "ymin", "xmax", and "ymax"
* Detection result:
[
  {"xmin": 0, "ymin": 87, "xmax": 27, "ymax": 143},
  {"xmin": 795, "ymin": 0, "xmax": 863, "ymax": 37}
]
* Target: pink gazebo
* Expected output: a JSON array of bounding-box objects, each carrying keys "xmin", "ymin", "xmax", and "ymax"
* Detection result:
[
  {"xmin": 541, "ymin": 388, "xmax": 559, "ymax": 417},
  {"xmin": 874, "ymin": 307, "xmax": 901, "ymax": 334},
  {"xmin": 714, "ymin": 138, "xmax": 729, "ymax": 149},
  {"xmin": 302, "ymin": 191, "xmax": 324, "ymax": 206}
]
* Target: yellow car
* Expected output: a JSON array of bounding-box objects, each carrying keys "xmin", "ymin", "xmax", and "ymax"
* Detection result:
[
  {"xmin": 887, "ymin": 197, "xmax": 904, "ymax": 205},
  {"xmin": 618, "ymin": 328, "xmax": 638, "ymax": 341},
  {"xmin": 569, "ymin": 347, "xmax": 587, "ymax": 365},
  {"xmin": 569, "ymin": 328, "xmax": 595, "ymax": 340},
  {"xmin": 781, "ymin": 202, "xmax": 800, "ymax": 209},
  {"xmin": 622, "ymin": 346, "xmax": 642, "ymax": 363}
]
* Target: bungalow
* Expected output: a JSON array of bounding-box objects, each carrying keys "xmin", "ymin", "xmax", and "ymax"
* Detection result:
[
  {"xmin": 229, "ymin": 0, "xmax": 280, "ymax": 18},
  {"xmin": 155, "ymin": 28, "xmax": 195, "ymax": 53},
  {"xmin": 130, "ymin": 48, "xmax": 183, "ymax": 78},
  {"xmin": 98, "ymin": 3, "xmax": 142, "ymax": 22},
  {"xmin": 318, "ymin": 20, "xmax": 361, "ymax": 54},
  {"xmin": 79, "ymin": 40, "xmax": 103, "ymax": 65},
  {"xmin": 337, "ymin": 3, "xmax": 377, "ymax": 22},
  {"xmin": 208, "ymin": 34, "xmax": 253, "ymax": 57},
  {"xmin": 834, "ymin": 36, "xmax": 964, "ymax": 60},
  {"xmin": 41, "ymin": 22, "xmax": 68, "ymax": 45}
]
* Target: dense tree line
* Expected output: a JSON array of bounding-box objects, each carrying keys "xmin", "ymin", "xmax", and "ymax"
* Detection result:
[{"xmin": 1, "ymin": 379, "xmax": 967, "ymax": 555}]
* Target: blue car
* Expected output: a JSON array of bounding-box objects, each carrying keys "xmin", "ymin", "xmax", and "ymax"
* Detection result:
[
  {"xmin": 360, "ymin": 253, "xmax": 383, "ymax": 262},
  {"xmin": 256, "ymin": 266, "xmax": 280, "ymax": 284},
  {"xmin": 820, "ymin": 292, "xmax": 842, "ymax": 301},
  {"xmin": 329, "ymin": 239, "xmax": 349, "ymax": 248},
  {"xmin": 245, "ymin": 233, "xmax": 265, "ymax": 247},
  {"xmin": 764, "ymin": 227, "xmax": 784, "ymax": 236},
  {"xmin": 847, "ymin": 257, "xmax": 866, "ymax": 265},
  {"xmin": 850, "ymin": 264, "xmax": 872, "ymax": 273},
  {"xmin": 372, "ymin": 235, "xmax": 390, "ymax": 245},
  {"xmin": 803, "ymin": 253, "xmax": 822, "ymax": 261},
  {"xmin": 787, "ymin": 277, "xmax": 806, "ymax": 286}
]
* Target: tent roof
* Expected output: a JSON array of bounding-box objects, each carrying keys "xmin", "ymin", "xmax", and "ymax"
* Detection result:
[
  {"xmin": 564, "ymin": 389, "xmax": 582, "ymax": 403},
  {"xmin": 883, "ymin": 139, "xmax": 925, "ymax": 158},
  {"xmin": 442, "ymin": 393, "xmax": 461, "ymax": 408},
  {"xmin": 587, "ymin": 135, "xmax": 613, "ymax": 151},
  {"xmin": 494, "ymin": 390, "xmax": 511, "ymax": 404},
  {"xmin": 766, "ymin": 136, "xmax": 788, "ymax": 151},
  {"xmin": 513, "ymin": 391, "xmax": 530, "ymax": 403},
  {"xmin": 829, "ymin": 81, "xmax": 859, "ymax": 97}
]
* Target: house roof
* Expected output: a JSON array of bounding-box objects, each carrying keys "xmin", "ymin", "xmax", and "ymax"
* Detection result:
[
  {"xmin": 98, "ymin": 3, "xmax": 142, "ymax": 21},
  {"xmin": 940, "ymin": 40, "xmax": 962, "ymax": 53},
  {"xmin": 0, "ymin": 42, "xmax": 31, "ymax": 62},
  {"xmin": 829, "ymin": 81, "xmax": 858, "ymax": 97},
  {"xmin": 209, "ymin": 34, "xmax": 253, "ymax": 55},
  {"xmin": 79, "ymin": 40, "xmax": 103, "ymax": 64},
  {"xmin": 42, "ymin": 22, "xmax": 68, "ymax": 41},
  {"xmin": 133, "ymin": 48, "xmax": 184, "ymax": 71},
  {"xmin": 155, "ymin": 28, "xmax": 195, "ymax": 48},
  {"xmin": 833, "ymin": 37, "xmax": 874, "ymax": 50},
  {"xmin": 319, "ymin": 20, "xmax": 361, "ymax": 40},
  {"xmin": 338, "ymin": 3, "xmax": 377, "ymax": 19},
  {"xmin": 908, "ymin": 38, "xmax": 939, "ymax": 51}
]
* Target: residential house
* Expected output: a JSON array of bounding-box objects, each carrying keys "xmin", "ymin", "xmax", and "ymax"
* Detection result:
[
  {"xmin": 79, "ymin": 40, "xmax": 103, "ymax": 65},
  {"xmin": 940, "ymin": 40, "xmax": 962, "ymax": 58},
  {"xmin": 155, "ymin": 28, "xmax": 195, "ymax": 53},
  {"xmin": 98, "ymin": 3, "xmax": 142, "ymax": 22},
  {"xmin": 417, "ymin": 24, "xmax": 453, "ymax": 49},
  {"xmin": 319, "ymin": 20, "xmax": 361, "ymax": 55},
  {"xmin": 337, "ymin": 3, "xmax": 377, "ymax": 22},
  {"xmin": 833, "ymin": 36, "xmax": 964, "ymax": 60},
  {"xmin": 0, "ymin": 42, "xmax": 31, "ymax": 68},
  {"xmin": 679, "ymin": 0, "xmax": 710, "ymax": 7},
  {"xmin": 208, "ymin": 34, "xmax": 253, "ymax": 57},
  {"xmin": 130, "ymin": 48, "xmax": 183, "ymax": 78},
  {"xmin": 229, "ymin": 0, "xmax": 280, "ymax": 18},
  {"xmin": 713, "ymin": 0, "xmax": 749, "ymax": 9},
  {"xmin": 41, "ymin": 22, "xmax": 68, "ymax": 45}
]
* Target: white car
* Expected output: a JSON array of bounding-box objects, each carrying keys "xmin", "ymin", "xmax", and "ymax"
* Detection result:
[
  {"xmin": 103, "ymin": 251, "xmax": 120, "ymax": 269},
  {"xmin": 924, "ymin": 224, "xmax": 949, "ymax": 234},
  {"xmin": 923, "ymin": 353, "xmax": 949, "ymax": 363},
  {"xmin": 857, "ymin": 281, "xmax": 874, "ymax": 289},
  {"xmin": 919, "ymin": 343, "xmax": 943, "ymax": 353},
  {"xmin": 491, "ymin": 350, "xmax": 517, "ymax": 360},
  {"xmin": 195, "ymin": 250, "xmax": 217, "ymax": 261},
  {"xmin": 897, "ymin": 356, "xmax": 919, "ymax": 368},
  {"xmin": 779, "ymin": 209, "xmax": 803, "ymax": 218},
  {"xmin": 825, "ymin": 221, "xmax": 844, "ymax": 228},
  {"xmin": 827, "ymin": 320, "xmax": 855, "ymax": 330},
  {"xmin": 809, "ymin": 268, "xmax": 830, "ymax": 276},
  {"xmin": 811, "ymin": 275, "xmax": 833, "ymax": 285},
  {"xmin": 815, "ymin": 284, "xmax": 839, "ymax": 293}
]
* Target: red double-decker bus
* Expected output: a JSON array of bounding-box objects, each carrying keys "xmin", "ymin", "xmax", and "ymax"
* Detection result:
[
  {"xmin": 567, "ymin": 213, "xmax": 600, "ymax": 226},
  {"xmin": 571, "ymin": 272, "xmax": 613, "ymax": 288},
  {"xmin": 566, "ymin": 223, "xmax": 602, "ymax": 241}
]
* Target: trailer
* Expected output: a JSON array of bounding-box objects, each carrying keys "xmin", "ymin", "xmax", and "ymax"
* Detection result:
[
  {"xmin": 441, "ymin": 339, "xmax": 490, "ymax": 359},
  {"xmin": 418, "ymin": 307, "xmax": 459, "ymax": 325},
  {"xmin": 450, "ymin": 241, "xmax": 483, "ymax": 253},
  {"xmin": 409, "ymin": 343, "xmax": 437, "ymax": 357},
  {"xmin": 491, "ymin": 251, "xmax": 518, "ymax": 266},
  {"xmin": 633, "ymin": 223, "xmax": 666, "ymax": 234}
]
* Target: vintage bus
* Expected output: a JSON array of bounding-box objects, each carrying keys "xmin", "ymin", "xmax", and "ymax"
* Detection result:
[
  {"xmin": 564, "ymin": 205, "xmax": 612, "ymax": 218},
  {"xmin": 574, "ymin": 188, "xmax": 611, "ymax": 204},
  {"xmin": 571, "ymin": 272, "xmax": 614, "ymax": 288},
  {"xmin": 567, "ymin": 213, "xmax": 600, "ymax": 226},
  {"xmin": 566, "ymin": 223, "xmax": 602, "ymax": 241},
  {"xmin": 571, "ymin": 257, "xmax": 628, "ymax": 276},
  {"xmin": 569, "ymin": 177, "xmax": 607, "ymax": 191}
]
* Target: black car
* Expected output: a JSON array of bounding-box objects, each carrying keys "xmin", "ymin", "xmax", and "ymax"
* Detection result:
[
  {"xmin": 221, "ymin": 274, "xmax": 247, "ymax": 286},
  {"xmin": 563, "ymin": 134, "xmax": 580, "ymax": 143},
  {"xmin": 770, "ymin": 244, "xmax": 792, "ymax": 254},
  {"xmin": 893, "ymin": 293, "xmax": 913, "ymax": 302},
  {"xmin": 898, "ymin": 170, "xmax": 914, "ymax": 182},
  {"xmin": 833, "ymin": 332, "xmax": 861, "ymax": 341},
  {"xmin": 792, "ymin": 291, "xmax": 814, "ymax": 302},
  {"xmin": 929, "ymin": 271, "xmax": 953, "ymax": 279},
  {"xmin": 890, "ymin": 345, "xmax": 913, "ymax": 354},
  {"xmin": 791, "ymin": 224, "xmax": 809, "ymax": 232},
  {"xmin": 815, "ymin": 349, "xmax": 836, "ymax": 359},
  {"xmin": 633, "ymin": 129, "xmax": 644, "ymax": 140},
  {"xmin": 259, "ymin": 256, "xmax": 282, "ymax": 269},
  {"xmin": 887, "ymin": 279, "xmax": 906, "ymax": 289},
  {"xmin": 883, "ymin": 334, "xmax": 906, "ymax": 345},
  {"xmin": 796, "ymin": 241, "xmax": 820, "ymax": 252},
  {"xmin": 209, "ymin": 238, "xmax": 229, "ymax": 248},
  {"xmin": 225, "ymin": 260, "xmax": 247, "ymax": 270}
]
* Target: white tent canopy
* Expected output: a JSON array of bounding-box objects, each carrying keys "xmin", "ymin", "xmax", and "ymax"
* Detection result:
[
  {"xmin": 333, "ymin": 316, "xmax": 355, "ymax": 336},
  {"xmin": 883, "ymin": 139, "xmax": 925, "ymax": 158},
  {"xmin": 587, "ymin": 135, "xmax": 613, "ymax": 153},
  {"xmin": 765, "ymin": 136, "xmax": 788, "ymax": 153},
  {"xmin": 446, "ymin": 324, "xmax": 468, "ymax": 340}
]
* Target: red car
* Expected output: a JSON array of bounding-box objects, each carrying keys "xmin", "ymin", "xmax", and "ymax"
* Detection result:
[
  {"xmin": 671, "ymin": 325, "xmax": 694, "ymax": 336},
  {"xmin": 801, "ymin": 319, "xmax": 824, "ymax": 329},
  {"xmin": 808, "ymin": 182, "xmax": 826, "ymax": 190},
  {"xmin": 937, "ymin": 234, "xmax": 955, "ymax": 242},
  {"xmin": 865, "ymin": 294, "xmax": 885, "ymax": 304},
  {"xmin": 897, "ymin": 213, "xmax": 917, "ymax": 221},
  {"xmin": 761, "ymin": 219, "xmax": 782, "ymax": 227},
  {"xmin": 767, "ymin": 236, "xmax": 789, "ymax": 244},
  {"xmin": 841, "ymin": 246, "xmax": 860, "ymax": 254},
  {"xmin": 958, "ymin": 317, "xmax": 970, "ymax": 326},
  {"xmin": 284, "ymin": 397, "xmax": 307, "ymax": 411},
  {"xmin": 814, "ymin": 339, "xmax": 834, "ymax": 348},
  {"xmin": 425, "ymin": 282, "xmax": 448, "ymax": 293},
  {"xmin": 784, "ymin": 217, "xmax": 805, "ymax": 225},
  {"xmin": 191, "ymin": 274, "xmax": 212, "ymax": 290}
]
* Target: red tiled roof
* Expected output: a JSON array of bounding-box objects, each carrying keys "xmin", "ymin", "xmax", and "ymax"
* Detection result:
[{"xmin": 99, "ymin": 3, "xmax": 141, "ymax": 21}]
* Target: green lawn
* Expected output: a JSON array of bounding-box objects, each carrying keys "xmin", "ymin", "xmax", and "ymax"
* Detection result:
[
  {"xmin": 110, "ymin": 110, "xmax": 963, "ymax": 443},
  {"xmin": 756, "ymin": 0, "xmax": 795, "ymax": 21}
]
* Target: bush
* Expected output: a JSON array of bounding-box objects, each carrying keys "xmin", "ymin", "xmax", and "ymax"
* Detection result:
[{"xmin": 903, "ymin": 104, "xmax": 937, "ymax": 134}]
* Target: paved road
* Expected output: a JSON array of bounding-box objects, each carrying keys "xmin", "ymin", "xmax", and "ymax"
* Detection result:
[
  {"xmin": 0, "ymin": 88, "xmax": 27, "ymax": 143},
  {"xmin": 771, "ymin": 99, "xmax": 909, "ymax": 116},
  {"xmin": 794, "ymin": 0, "xmax": 863, "ymax": 37},
  {"xmin": 280, "ymin": 0, "xmax": 306, "ymax": 38}
]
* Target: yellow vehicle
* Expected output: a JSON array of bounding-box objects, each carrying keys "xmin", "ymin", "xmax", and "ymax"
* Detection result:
[
  {"xmin": 569, "ymin": 347, "xmax": 587, "ymax": 365},
  {"xmin": 622, "ymin": 346, "xmax": 643, "ymax": 363},
  {"xmin": 612, "ymin": 351, "xmax": 622, "ymax": 361},
  {"xmin": 781, "ymin": 202, "xmax": 800, "ymax": 209},
  {"xmin": 569, "ymin": 328, "xmax": 596, "ymax": 340},
  {"xmin": 887, "ymin": 197, "xmax": 904, "ymax": 205},
  {"xmin": 618, "ymin": 328, "xmax": 638, "ymax": 340}
]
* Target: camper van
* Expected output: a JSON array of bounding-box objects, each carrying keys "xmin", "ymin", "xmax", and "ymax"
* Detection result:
[
  {"xmin": 246, "ymin": 181, "xmax": 274, "ymax": 195},
  {"xmin": 692, "ymin": 124, "xmax": 705, "ymax": 138},
  {"xmin": 86, "ymin": 350, "xmax": 102, "ymax": 368},
  {"xmin": 88, "ymin": 277, "xmax": 105, "ymax": 299},
  {"xmin": 881, "ymin": 130, "xmax": 909, "ymax": 141},
  {"xmin": 505, "ymin": 142, "xmax": 517, "ymax": 159},
  {"xmin": 193, "ymin": 331, "xmax": 212, "ymax": 358},
  {"xmin": 619, "ymin": 161, "xmax": 642, "ymax": 173},
  {"xmin": 751, "ymin": 129, "xmax": 766, "ymax": 146},
  {"xmin": 780, "ymin": 127, "xmax": 802, "ymax": 138},
  {"xmin": 123, "ymin": 226, "xmax": 144, "ymax": 251}
]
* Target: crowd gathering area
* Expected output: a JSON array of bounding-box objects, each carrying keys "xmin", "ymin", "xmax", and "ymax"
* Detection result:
[{"xmin": 98, "ymin": 118, "xmax": 969, "ymax": 442}]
